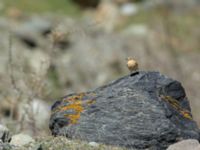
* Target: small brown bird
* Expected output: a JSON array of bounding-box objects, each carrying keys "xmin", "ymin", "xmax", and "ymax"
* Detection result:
[{"xmin": 126, "ymin": 57, "xmax": 139, "ymax": 73}]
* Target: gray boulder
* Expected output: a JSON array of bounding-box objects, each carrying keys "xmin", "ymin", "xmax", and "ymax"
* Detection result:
[{"xmin": 49, "ymin": 71, "xmax": 200, "ymax": 149}]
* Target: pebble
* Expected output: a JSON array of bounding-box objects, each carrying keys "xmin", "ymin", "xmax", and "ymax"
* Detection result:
[{"xmin": 89, "ymin": 141, "xmax": 99, "ymax": 147}]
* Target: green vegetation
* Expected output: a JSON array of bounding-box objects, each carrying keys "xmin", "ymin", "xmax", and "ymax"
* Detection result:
[
  {"xmin": 47, "ymin": 65, "xmax": 62, "ymax": 98},
  {"xmin": 1, "ymin": 0, "xmax": 80, "ymax": 16}
]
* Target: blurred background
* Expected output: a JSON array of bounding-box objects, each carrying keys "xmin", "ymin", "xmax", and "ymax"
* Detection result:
[{"xmin": 0, "ymin": 0, "xmax": 199, "ymax": 137}]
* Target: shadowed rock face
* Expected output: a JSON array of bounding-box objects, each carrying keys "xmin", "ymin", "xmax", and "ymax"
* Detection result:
[{"xmin": 49, "ymin": 71, "xmax": 200, "ymax": 149}]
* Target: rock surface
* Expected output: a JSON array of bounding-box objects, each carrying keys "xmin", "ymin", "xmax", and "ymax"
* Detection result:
[
  {"xmin": 0, "ymin": 124, "xmax": 11, "ymax": 143},
  {"xmin": 10, "ymin": 133, "xmax": 35, "ymax": 146},
  {"xmin": 49, "ymin": 71, "xmax": 200, "ymax": 149},
  {"xmin": 0, "ymin": 142, "xmax": 12, "ymax": 150},
  {"xmin": 167, "ymin": 139, "xmax": 200, "ymax": 150}
]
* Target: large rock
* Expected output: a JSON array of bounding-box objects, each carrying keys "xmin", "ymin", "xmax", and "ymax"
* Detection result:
[{"xmin": 50, "ymin": 71, "xmax": 200, "ymax": 149}]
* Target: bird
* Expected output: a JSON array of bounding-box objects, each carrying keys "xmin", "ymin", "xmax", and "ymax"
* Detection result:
[{"xmin": 126, "ymin": 57, "xmax": 139, "ymax": 74}]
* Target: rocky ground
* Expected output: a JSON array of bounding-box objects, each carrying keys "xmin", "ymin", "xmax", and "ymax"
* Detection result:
[{"xmin": 0, "ymin": 0, "xmax": 200, "ymax": 149}]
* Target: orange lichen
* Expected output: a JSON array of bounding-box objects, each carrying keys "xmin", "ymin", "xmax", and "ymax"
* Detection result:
[
  {"xmin": 180, "ymin": 110, "xmax": 193, "ymax": 120},
  {"xmin": 64, "ymin": 113, "xmax": 81, "ymax": 124},
  {"xmin": 160, "ymin": 95, "xmax": 193, "ymax": 120},
  {"xmin": 55, "ymin": 100, "xmax": 84, "ymax": 124},
  {"xmin": 63, "ymin": 93, "xmax": 85, "ymax": 102},
  {"xmin": 52, "ymin": 92, "xmax": 96, "ymax": 124},
  {"xmin": 60, "ymin": 101, "xmax": 83, "ymax": 112}
]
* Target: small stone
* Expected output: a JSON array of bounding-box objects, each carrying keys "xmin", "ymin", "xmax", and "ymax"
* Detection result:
[
  {"xmin": 89, "ymin": 141, "xmax": 99, "ymax": 147},
  {"xmin": 10, "ymin": 133, "xmax": 34, "ymax": 146},
  {"xmin": 120, "ymin": 3, "xmax": 138, "ymax": 16},
  {"xmin": 94, "ymin": 1, "xmax": 119, "ymax": 32},
  {"xmin": 28, "ymin": 50, "xmax": 50, "ymax": 75},
  {"xmin": 167, "ymin": 139, "xmax": 200, "ymax": 150}
]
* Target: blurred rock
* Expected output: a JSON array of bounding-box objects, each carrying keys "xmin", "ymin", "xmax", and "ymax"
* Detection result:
[
  {"xmin": 49, "ymin": 71, "xmax": 199, "ymax": 149},
  {"xmin": 94, "ymin": 1, "xmax": 119, "ymax": 32},
  {"xmin": 28, "ymin": 50, "xmax": 50, "ymax": 75},
  {"xmin": 30, "ymin": 99, "xmax": 50, "ymax": 128},
  {"xmin": 10, "ymin": 133, "xmax": 34, "ymax": 146},
  {"xmin": 20, "ymin": 16, "xmax": 52, "ymax": 36},
  {"xmin": 18, "ymin": 99, "xmax": 50, "ymax": 133},
  {"xmin": 120, "ymin": 3, "xmax": 138, "ymax": 16},
  {"xmin": 54, "ymin": 30, "xmax": 128, "ymax": 93},
  {"xmin": 0, "ymin": 97, "xmax": 19, "ymax": 120},
  {"xmin": 13, "ymin": 16, "xmax": 52, "ymax": 49},
  {"xmin": 0, "ymin": 142, "xmax": 12, "ymax": 150},
  {"xmin": 122, "ymin": 24, "xmax": 148, "ymax": 36},
  {"xmin": 0, "ymin": 124, "xmax": 11, "ymax": 143},
  {"xmin": 167, "ymin": 139, "xmax": 200, "ymax": 150},
  {"xmin": 143, "ymin": 0, "xmax": 200, "ymax": 12}
]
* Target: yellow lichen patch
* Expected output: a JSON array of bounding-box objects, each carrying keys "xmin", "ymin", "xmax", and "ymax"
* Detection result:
[
  {"xmin": 64, "ymin": 113, "xmax": 81, "ymax": 124},
  {"xmin": 60, "ymin": 101, "xmax": 83, "ymax": 112},
  {"xmin": 61, "ymin": 100, "xmax": 84, "ymax": 124},
  {"xmin": 52, "ymin": 92, "xmax": 96, "ymax": 124},
  {"xmin": 63, "ymin": 93, "xmax": 85, "ymax": 102},
  {"xmin": 160, "ymin": 95, "xmax": 193, "ymax": 120},
  {"xmin": 63, "ymin": 99, "xmax": 95, "ymax": 124},
  {"xmin": 180, "ymin": 110, "xmax": 193, "ymax": 120}
]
